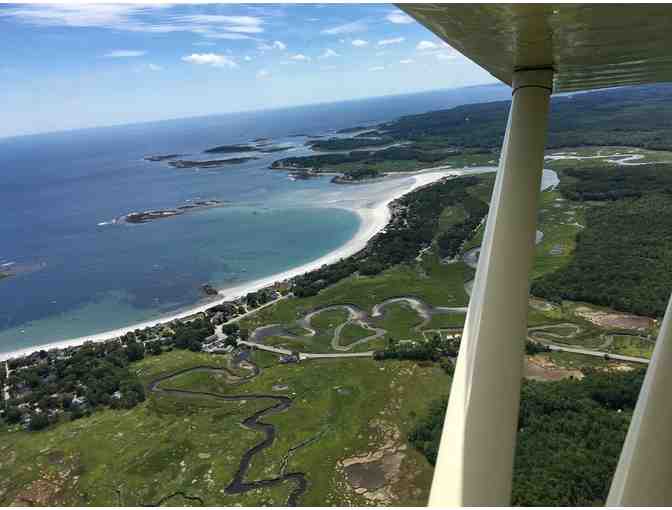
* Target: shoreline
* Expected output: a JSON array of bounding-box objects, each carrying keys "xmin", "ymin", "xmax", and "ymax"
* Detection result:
[{"xmin": 0, "ymin": 167, "xmax": 475, "ymax": 362}]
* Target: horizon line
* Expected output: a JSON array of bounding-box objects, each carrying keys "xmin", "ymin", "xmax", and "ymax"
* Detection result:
[{"xmin": 0, "ymin": 81, "xmax": 504, "ymax": 142}]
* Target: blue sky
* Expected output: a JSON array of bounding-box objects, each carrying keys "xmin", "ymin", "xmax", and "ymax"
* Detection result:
[{"xmin": 0, "ymin": 3, "xmax": 496, "ymax": 138}]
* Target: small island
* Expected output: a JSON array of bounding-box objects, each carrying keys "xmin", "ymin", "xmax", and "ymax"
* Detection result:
[
  {"xmin": 168, "ymin": 157, "xmax": 259, "ymax": 169},
  {"xmin": 143, "ymin": 154, "xmax": 186, "ymax": 162},
  {"xmin": 204, "ymin": 144, "xmax": 257, "ymax": 154},
  {"xmin": 123, "ymin": 200, "xmax": 226, "ymax": 224},
  {"xmin": 0, "ymin": 261, "xmax": 47, "ymax": 279}
]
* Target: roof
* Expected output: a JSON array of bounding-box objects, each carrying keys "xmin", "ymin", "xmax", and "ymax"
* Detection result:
[{"xmin": 399, "ymin": 4, "xmax": 672, "ymax": 92}]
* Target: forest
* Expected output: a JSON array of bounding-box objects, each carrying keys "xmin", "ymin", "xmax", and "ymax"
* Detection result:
[
  {"xmin": 409, "ymin": 368, "xmax": 646, "ymax": 506},
  {"xmin": 436, "ymin": 193, "xmax": 488, "ymax": 259},
  {"xmin": 272, "ymin": 145, "xmax": 455, "ymax": 171},
  {"xmin": 532, "ymin": 164, "xmax": 672, "ymax": 317},
  {"xmin": 307, "ymin": 136, "xmax": 393, "ymax": 151},
  {"xmin": 380, "ymin": 83, "xmax": 672, "ymax": 150}
]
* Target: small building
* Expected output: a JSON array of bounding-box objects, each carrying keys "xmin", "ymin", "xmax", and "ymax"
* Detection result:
[{"xmin": 279, "ymin": 354, "xmax": 300, "ymax": 364}]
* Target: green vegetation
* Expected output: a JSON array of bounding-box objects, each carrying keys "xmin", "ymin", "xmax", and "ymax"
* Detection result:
[
  {"xmin": 435, "ymin": 189, "xmax": 488, "ymax": 260},
  {"xmin": 273, "ymin": 145, "xmax": 458, "ymax": 180},
  {"xmin": 559, "ymin": 163, "xmax": 672, "ymax": 202},
  {"xmin": 204, "ymin": 144, "xmax": 257, "ymax": 154},
  {"xmin": 240, "ymin": 255, "xmax": 470, "ymax": 336},
  {"xmin": 532, "ymin": 191, "xmax": 672, "ymax": 317},
  {"xmin": 607, "ymin": 335, "xmax": 654, "ymax": 359},
  {"xmin": 307, "ymin": 136, "xmax": 394, "ymax": 151},
  {"xmin": 381, "ymin": 84, "xmax": 672, "ymax": 150},
  {"xmin": 372, "ymin": 303, "xmax": 423, "ymax": 340},
  {"xmin": 410, "ymin": 369, "xmax": 645, "ymax": 506},
  {"xmin": 0, "ymin": 349, "xmax": 449, "ymax": 506},
  {"xmin": 422, "ymin": 313, "xmax": 465, "ymax": 330},
  {"xmin": 338, "ymin": 322, "xmax": 372, "ymax": 346},
  {"xmin": 3, "ymin": 341, "xmax": 147, "ymax": 429}
]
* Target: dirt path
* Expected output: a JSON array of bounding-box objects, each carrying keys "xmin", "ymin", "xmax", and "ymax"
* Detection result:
[{"xmin": 248, "ymin": 297, "xmax": 467, "ymax": 354}]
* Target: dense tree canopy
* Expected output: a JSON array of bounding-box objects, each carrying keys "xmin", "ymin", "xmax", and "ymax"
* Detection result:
[
  {"xmin": 410, "ymin": 369, "xmax": 645, "ymax": 506},
  {"xmin": 532, "ymin": 164, "xmax": 672, "ymax": 317}
]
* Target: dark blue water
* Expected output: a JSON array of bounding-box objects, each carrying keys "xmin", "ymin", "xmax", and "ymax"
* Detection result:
[{"xmin": 0, "ymin": 84, "xmax": 510, "ymax": 353}]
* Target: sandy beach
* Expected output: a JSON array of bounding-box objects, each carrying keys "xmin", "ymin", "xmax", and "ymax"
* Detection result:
[{"xmin": 0, "ymin": 167, "xmax": 483, "ymax": 362}]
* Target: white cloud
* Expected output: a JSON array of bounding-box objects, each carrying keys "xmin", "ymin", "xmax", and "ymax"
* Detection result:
[
  {"xmin": 375, "ymin": 51, "xmax": 386, "ymax": 57},
  {"xmin": 193, "ymin": 41, "xmax": 216, "ymax": 47},
  {"xmin": 181, "ymin": 53, "xmax": 238, "ymax": 68},
  {"xmin": 416, "ymin": 40, "xmax": 439, "ymax": 51},
  {"xmin": 378, "ymin": 37, "xmax": 404, "ymax": 46},
  {"xmin": 351, "ymin": 39, "xmax": 368, "ymax": 47},
  {"xmin": 201, "ymin": 32, "xmax": 252, "ymax": 40},
  {"xmin": 290, "ymin": 53, "xmax": 311, "ymax": 62},
  {"xmin": 400, "ymin": 58, "xmax": 414, "ymax": 64},
  {"xmin": 256, "ymin": 69, "xmax": 270, "ymax": 79},
  {"xmin": 258, "ymin": 40, "xmax": 286, "ymax": 51},
  {"xmin": 244, "ymin": 55, "xmax": 253, "ymax": 62},
  {"xmin": 147, "ymin": 63, "xmax": 163, "ymax": 71},
  {"xmin": 369, "ymin": 66, "xmax": 385, "ymax": 71},
  {"xmin": 386, "ymin": 11, "xmax": 414, "ymax": 24},
  {"xmin": 104, "ymin": 50, "xmax": 146, "ymax": 58},
  {"xmin": 0, "ymin": 5, "xmax": 262, "ymax": 40},
  {"xmin": 321, "ymin": 65, "xmax": 337, "ymax": 71},
  {"xmin": 435, "ymin": 52, "xmax": 457, "ymax": 61},
  {"xmin": 0, "ymin": 4, "xmax": 148, "ymax": 28},
  {"xmin": 321, "ymin": 20, "xmax": 367, "ymax": 35},
  {"xmin": 176, "ymin": 15, "xmax": 263, "ymax": 34},
  {"xmin": 319, "ymin": 48, "xmax": 339, "ymax": 59}
]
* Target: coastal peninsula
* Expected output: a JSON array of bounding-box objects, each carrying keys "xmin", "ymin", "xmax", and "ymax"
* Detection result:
[{"xmin": 204, "ymin": 144, "xmax": 291, "ymax": 154}]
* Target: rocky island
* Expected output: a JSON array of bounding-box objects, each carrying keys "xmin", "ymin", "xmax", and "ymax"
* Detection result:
[
  {"xmin": 143, "ymin": 154, "xmax": 186, "ymax": 162},
  {"xmin": 168, "ymin": 157, "xmax": 259, "ymax": 169},
  {"xmin": 122, "ymin": 200, "xmax": 226, "ymax": 224}
]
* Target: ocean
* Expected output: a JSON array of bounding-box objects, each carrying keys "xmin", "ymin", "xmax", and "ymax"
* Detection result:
[{"xmin": 0, "ymin": 84, "xmax": 511, "ymax": 355}]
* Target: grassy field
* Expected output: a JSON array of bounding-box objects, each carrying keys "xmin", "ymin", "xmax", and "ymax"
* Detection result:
[
  {"xmin": 239, "ymin": 254, "xmax": 471, "ymax": 336},
  {"xmin": 531, "ymin": 190, "xmax": 585, "ymax": 279},
  {"xmin": 543, "ymin": 146, "xmax": 672, "ymax": 171},
  {"xmin": 421, "ymin": 313, "xmax": 466, "ymax": 330},
  {"xmin": 339, "ymin": 322, "xmax": 374, "ymax": 346},
  {"xmin": 0, "ymin": 349, "xmax": 450, "ymax": 506},
  {"xmin": 371, "ymin": 302, "xmax": 424, "ymax": 342},
  {"xmin": 607, "ymin": 335, "xmax": 655, "ymax": 359}
]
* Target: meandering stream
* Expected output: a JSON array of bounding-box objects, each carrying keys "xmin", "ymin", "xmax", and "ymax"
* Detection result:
[{"xmin": 147, "ymin": 358, "xmax": 308, "ymax": 506}]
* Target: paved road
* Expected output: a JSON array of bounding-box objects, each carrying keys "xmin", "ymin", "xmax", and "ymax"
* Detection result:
[
  {"xmin": 228, "ymin": 294, "xmax": 648, "ymax": 365},
  {"xmin": 545, "ymin": 344, "xmax": 649, "ymax": 364},
  {"xmin": 214, "ymin": 295, "xmax": 290, "ymax": 340},
  {"xmin": 238, "ymin": 340, "xmax": 374, "ymax": 360}
]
